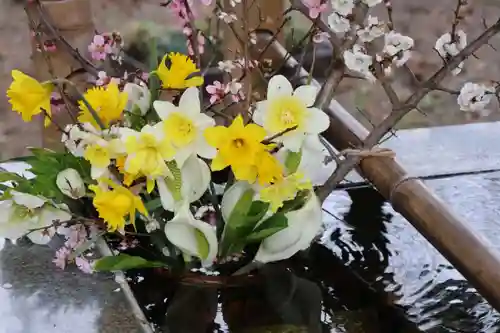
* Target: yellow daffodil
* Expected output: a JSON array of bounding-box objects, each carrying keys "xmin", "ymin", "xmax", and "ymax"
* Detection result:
[
  {"xmin": 153, "ymin": 87, "xmax": 216, "ymax": 167},
  {"xmin": 253, "ymin": 75, "xmax": 330, "ymax": 152},
  {"xmin": 83, "ymin": 137, "xmax": 123, "ymax": 179},
  {"xmin": 6, "ymin": 70, "xmax": 53, "ymax": 127},
  {"xmin": 260, "ymin": 172, "xmax": 312, "ymax": 212},
  {"xmin": 120, "ymin": 124, "xmax": 175, "ymax": 192},
  {"xmin": 78, "ymin": 83, "xmax": 127, "ymax": 128},
  {"xmin": 156, "ymin": 52, "xmax": 203, "ymax": 90},
  {"xmin": 205, "ymin": 115, "xmax": 280, "ymax": 184},
  {"xmin": 116, "ymin": 156, "xmax": 141, "ymax": 186},
  {"xmin": 89, "ymin": 179, "xmax": 147, "ymax": 232},
  {"xmin": 255, "ymin": 149, "xmax": 284, "ymax": 186}
]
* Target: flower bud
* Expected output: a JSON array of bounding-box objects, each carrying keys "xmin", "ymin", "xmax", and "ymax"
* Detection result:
[{"xmin": 56, "ymin": 168, "xmax": 85, "ymax": 199}]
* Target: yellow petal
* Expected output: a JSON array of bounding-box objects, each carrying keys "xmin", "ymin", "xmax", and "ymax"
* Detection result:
[
  {"xmin": 204, "ymin": 126, "xmax": 228, "ymax": 148},
  {"xmin": 211, "ymin": 153, "xmax": 228, "ymax": 171}
]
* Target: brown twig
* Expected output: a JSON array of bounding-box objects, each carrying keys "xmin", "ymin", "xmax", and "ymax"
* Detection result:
[{"xmin": 316, "ymin": 17, "xmax": 500, "ymax": 202}]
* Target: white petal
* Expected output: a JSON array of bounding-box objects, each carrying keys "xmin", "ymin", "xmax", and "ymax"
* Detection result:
[
  {"xmin": 304, "ymin": 107, "xmax": 330, "ymax": 134},
  {"xmin": 194, "ymin": 136, "xmax": 217, "ymax": 160},
  {"xmin": 300, "ymin": 135, "xmax": 336, "ymax": 186},
  {"xmin": 11, "ymin": 191, "xmax": 45, "ymax": 209},
  {"xmin": 293, "ymin": 85, "xmax": 318, "ymax": 107},
  {"xmin": 157, "ymin": 177, "xmax": 175, "ymax": 211},
  {"xmin": 252, "ymin": 101, "xmax": 267, "ymax": 126},
  {"xmin": 221, "ymin": 181, "xmax": 252, "ymax": 223},
  {"xmin": 181, "ymin": 156, "xmax": 211, "ymax": 203},
  {"xmin": 193, "ymin": 113, "xmax": 216, "ymax": 129},
  {"xmin": 91, "ymin": 166, "xmax": 107, "ymax": 180},
  {"xmin": 281, "ymin": 132, "xmax": 306, "ymax": 152},
  {"xmin": 27, "ymin": 228, "xmax": 55, "ymax": 245},
  {"xmin": 174, "ymin": 146, "xmax": 194, "ymax": 169},
  {"xmin": 39, "ymin": 205, "xmax": 72, "ymax": 228},
  {"xmin": 255, "ymin": 193, "xmax": 322, "ymax": 263},
  {"xmin": 179, "ymin": 87, "xmax": 201, "ymax": 117},
  {"xmin": 165, "ymin": 205, "xmax": 217, "ymax": 265},
  {"xmin": 123, "ymin": 83, "xmax": 142, "ymax": 111},
  {"xmin": 153, "ymin": 100, "xmax": 179, "ymax": 120},
  {"xmin": 267, "ymin": 75, "xmax": 293, "ymax": 99}
]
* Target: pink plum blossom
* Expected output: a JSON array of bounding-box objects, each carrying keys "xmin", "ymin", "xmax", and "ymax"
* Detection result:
[
  {"xmin": 206, "ymin": 81, "xmax": 226, "ymax": 104},
  {"xmin": 88, "ymin": 35, "xmax": 112, "ymax": 61},
  {"xmin": 302, "ymin": 0, "xmax": 328, "ymax": 19},
  {"xmin": 75, "ymin": 257, "xmax": 94, "ymax": 274},
  {"xmin": 53, "ymin": 247, "xmax": 71, "ymax": 270}
]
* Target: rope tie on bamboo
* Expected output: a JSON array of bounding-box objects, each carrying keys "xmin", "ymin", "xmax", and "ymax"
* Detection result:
[
  {"xmin": 389, "ymin": 175, "xmax": 421, "ymax": 203},
  {"xmin": 339, "ymin": 147, "xmax": 396, "ymax": 158}
]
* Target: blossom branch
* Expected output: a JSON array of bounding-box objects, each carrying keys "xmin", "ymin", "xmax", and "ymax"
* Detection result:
[{"xmin": 316, "ymin": 16, "xmax": 500, "ymax": 202}]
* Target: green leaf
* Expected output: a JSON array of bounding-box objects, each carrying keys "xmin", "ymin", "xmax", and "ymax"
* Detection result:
[
  {"xmin": 227, "ymin": 189, "xmax": 255, "ymax": 228},
  {"xmin": 246, "ymin": 200, "xmax": 270, "ymax": 225},
  {"xmin": 285, "ymin": 150, "xmax": 302, "ymax": 174},
  {"xmin": 0, "ymin": 172, "xmax": 26, "ymax": 183},
  {"xmin": 278, "ymin": 190, "xmax": 310, "ymax": 214},
  {"xmin": 145, "ymin": 198, "xmax": 163, "ymax": 211},
  {"xmin": 246, "ymin": 213, "xmax": 288, "ymax": 242},
  {"xmin": 93, "ymin": 254, "xmax": 167, "ymax": 272},
  {"xmin": 194, "ymin": 229, "xmax": 210, "ymax": 260}
]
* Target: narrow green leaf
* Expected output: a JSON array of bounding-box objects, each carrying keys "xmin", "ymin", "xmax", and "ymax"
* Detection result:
[
  {"xmin": 0, "ymin": 172, "xmax": 26, "ymax": 183},
  {"xmin": 246, "ymin": 213, "xmax": 288, "ymax": 242},
  {"xmin": 285, "ymin": 150, "xmax": 302, "ymax": 174},
  {"xmin": 145, "ymin": 198, "xmax": 163, "ymax": 211},
  {"xmin": 194, "ymin": 229, "xmax": 210, "ymax": 260},
  {"xmin": 148, "ymin": 37, "xmax": 159, "ymax": 71},
  {"xmin": 94, "ymin": 254, "xmax": 167, "ymax": 272},
  {"xmin": 246, "ymin": 200, "xmax": 270, "ymax": 224},
  {"xmin": 227, "ymin": 189, "xmax": 255, "ymax": 227}
]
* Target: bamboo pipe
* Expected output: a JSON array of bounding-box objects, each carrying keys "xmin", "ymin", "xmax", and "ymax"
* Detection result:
[{"xmin": 252, "ymin": 33, "xmax": 500, "ymax": 312}]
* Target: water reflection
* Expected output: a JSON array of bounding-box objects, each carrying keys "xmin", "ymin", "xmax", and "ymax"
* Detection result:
[
  {"xmin": 0, "ymin": 241, "xmax": 141, "ymax": 333},
  {"xmin": 128, "ymin": 173, "xmax": 500, "ymax": 333}
]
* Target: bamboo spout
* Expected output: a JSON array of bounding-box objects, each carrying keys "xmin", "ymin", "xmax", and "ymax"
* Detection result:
[{"xmin": 252, "ymin": 32, "xmax": 500, "ymax": 312}]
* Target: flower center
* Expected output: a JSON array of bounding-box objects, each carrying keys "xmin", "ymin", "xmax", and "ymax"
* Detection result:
[
  {"xmin": 267, "ymin": 96, "xmax": 307, "ymax": 134},
  {"xmin": 164, "ymin": 112, "xmax": 197, "ymax": 147},
  {"xmin": 233, "ymin": 138, "xmax": 245, "ymax": 148}
]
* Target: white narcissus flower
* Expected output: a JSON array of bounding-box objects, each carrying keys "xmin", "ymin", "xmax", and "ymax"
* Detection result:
[
  {"xmin": 457, "ymin": 82, "xmax": 495, "ymax": 113},
  {"xmin": 253, "ymin": 75, "xmax": 330, "ymax": 152},
  {"xmin": 327, "ymin": 12, "xmax": 351, "ymax": 34},
  {"xmin": 276, "ymin": 135, "xmax": 336, "ymax": 186},
  {"xmin": 164, "ymin": 204, "xmax": 217, "ymax": 266},
  {"xmin": 123, "ymin": 82, "xmax": 151, "ymax": 116},
  {"xmin": 154, "ymin": 87, "xmax": 216, "ymax": 167},
  {"xmin": 331, "ymin": 0, "xmax": 355, "ymax": 16},
  {"xmin": 383, "ymin": 31, "xmax": 414, "ymax": 67},
  {"xmin": 361, "ymin": 0, "xmax": 382, "ymax": 7},
  {"xmin": 56, "ymin": 168, "xmax": 86, "ymax": 199},
  {"xmin": 0, "ymin": 192, "xmax": 71, "ymax": 245},
  {"xmin": 218, "ymin": 60, "xmax": 236, "ymax": 73},
  {"xmin": 254, "ymin": 192, "xmax": 322, "ymax": 263},
  {"xmin": 157, "ymin": 155, "xmax": 211, "ymax": 212},
  {"xmin": 343, "ymin": 45, "xmax": 375, "ymax": 81},
  {"xmin": 356, "ymin": 16, "xmax": 385, "ymax": 43}
]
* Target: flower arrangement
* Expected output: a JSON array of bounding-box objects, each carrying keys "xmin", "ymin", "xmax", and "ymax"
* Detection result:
[{"xmin": 1, "ymin": 43, "xmax": 335, "ymax": 275}]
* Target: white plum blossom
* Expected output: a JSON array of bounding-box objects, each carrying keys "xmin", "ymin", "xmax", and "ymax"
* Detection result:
[
  {"xmin": 356, "ymin": 16, "xmax": 385, "ymax": 42},
  {"xmin": 435, "ymin": 30, "xmax": 467, "ymax": 75},
  {"xmin": 253, "ymin": 75, "xmax": 330, "ymax": 152},
  {"xmin": 361, "ymin": 0, "xmax": 382, "ymax": 7},
  {"xmin": 435, "ymin": 30, "xmax": 467, "ymax": 57},
  {"xmin": 331, "ymin": 0, "xmax": 355, "ymax": 16},
  {"xmin": 327, "ymin": 12, "xmax": 351, "ymax": 34},
  {"xmin": 457, "ymin": 82, "xmax": 495, "ymax": 113},
  {"xmin": 217, "ymin": 60, "xmax": 236, "ymax": 73},
  {"xmin": 218, "ymin": 11, "xmax": 238, "ymax": 23},
  {"xmin": 383, "ymin": 31, "xmax": 414, "ymax": 67},
  {"xmin": 343, "ymin": 45, "xmax": 375, "ymax": 81},
  {"xmin": 230, "ymin": 0, "xmax": 241, "ymax": 6}
]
